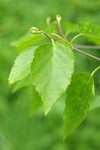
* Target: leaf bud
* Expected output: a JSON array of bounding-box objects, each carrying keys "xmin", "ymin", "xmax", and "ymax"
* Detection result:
[
  {"xmin": 29, "ymin": 27, "xmax": 39, "ymax": 34},
  {"xmin": 56, "ymin": 15, "xmax": 61, "ymax": 22}
]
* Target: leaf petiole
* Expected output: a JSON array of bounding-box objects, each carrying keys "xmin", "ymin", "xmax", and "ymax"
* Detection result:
[
  {"xmin": 91, "ymin": 66, "xmax": 100, "ymax": 76},
  {"xmin": 71, "ymin": 34, "xmax": 82, "ymax": 43}
]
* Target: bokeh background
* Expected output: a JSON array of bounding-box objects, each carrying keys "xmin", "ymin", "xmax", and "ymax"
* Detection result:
[{"xmin": 0, "ymin": 0, "xmax": 100, "ymax": 149}]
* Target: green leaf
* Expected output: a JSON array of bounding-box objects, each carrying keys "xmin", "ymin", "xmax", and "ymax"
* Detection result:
[
  {"xmin": 31, "ymin": 42, "xmax": 74, "ymax": 115},
  {"xmin": 64, "ymin": 73, "xmax": 94, "ymax": 139},
  {"xmin": 88, "ymin": 36, "xmax": 100, "ymax": 45},
  {"xmin": 9, "ymin": 46, "xmax": 38, "ymax": 84},
  {"xmin": 44, "ymin": 22, "xmax": 57, "ymax": 34},
  {"xmin": 63, "ymin": 21, "xmax": 79, "ymax": 35},
  {"xmin": 11, "ymin": 76, "xmax": 30, "ymax": 93},
  {"xmin": 12, "ymin": 23, "xmax": 57, "ymax": 52},
  {"xmin": 90, "ymin": 95, "xmax": 100, "ymax": 110},
  {"xmin": 12, "ymin": 33, "xmax": 50, "ymax": 52},
  {"xmin": 78, "ymin": 22, "xmax": 100, "ymax": 38},
  {"xmin": 30, "ymin": 85, "xmax": 42, "ymax": 115}
]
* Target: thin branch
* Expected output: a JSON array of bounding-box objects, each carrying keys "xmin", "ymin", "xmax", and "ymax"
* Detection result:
[
  {"xmin": 72, "ymin": 47, "xmax": 100, "ymax": 61},
  {"xmin": 73, "ymin": 44, "xmax": 100, "ymax": 49}
]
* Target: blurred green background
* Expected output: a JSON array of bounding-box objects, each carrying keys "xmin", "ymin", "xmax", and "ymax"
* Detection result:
[{"xmin": 0, "ymin": 0, "xmax": 100, "ymax": 149}]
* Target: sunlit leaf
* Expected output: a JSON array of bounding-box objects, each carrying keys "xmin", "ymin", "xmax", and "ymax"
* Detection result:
[
  {"xmin": 31, "ymin": 42, "xmax": 74, "ymax": 114},
  {"xmin": 9, "ymin": 46, "xmax": 38, "ymax": 84}
]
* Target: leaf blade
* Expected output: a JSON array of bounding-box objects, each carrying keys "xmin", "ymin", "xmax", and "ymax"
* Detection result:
[
  {"xmin": 9, "ymin": 46, "xmax": 38, "ymax": 84},
  {"xmin": 31, "ymin": 42, "xmax": 74, "ymax": 114},
  {"xmin": 64, "ymin": 73, "xmax": 94, "ymax": 139},
  {"xmin": 30, "ymin": 85, "xmax": 42, "ymax": 115},
  {"xmin": 12, "ymin": 33, "xmax": 49, "ymax": 52},
  {"xmin": 78, "ymin": 22, "xmax": 100, "ymax": 38}
]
